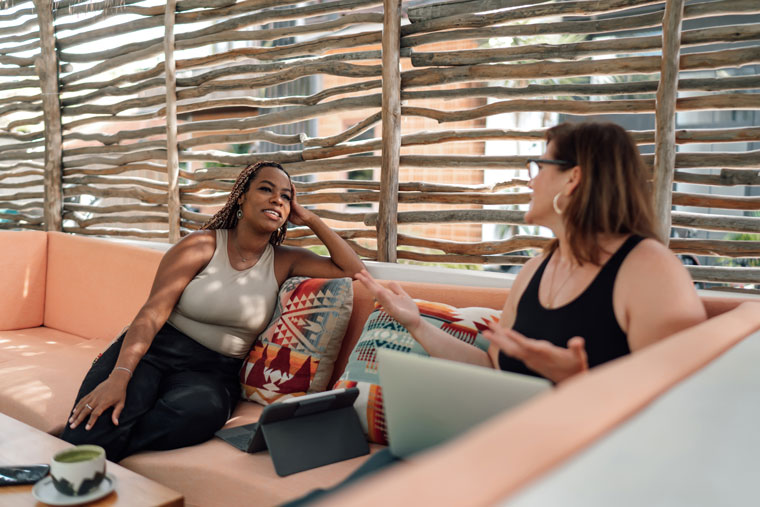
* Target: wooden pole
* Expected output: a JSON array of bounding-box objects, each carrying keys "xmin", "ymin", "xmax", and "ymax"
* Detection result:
[
  {"xmin": 652, "ymin": 0, "xmax": 685, "ymax": 243},
  {"xmin": 33, "ymin": 0, "xmax": 62, "ymax": 231},
  {"xmin": 165, "ymin": 0, "xmax": 181, "ymax": 243},
  {"xmin": 378, "ymin": 0, "xmax": 402, "ymax": 262}
]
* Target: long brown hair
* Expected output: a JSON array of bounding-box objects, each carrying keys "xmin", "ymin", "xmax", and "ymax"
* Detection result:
[
  {"xmin": 545, "ymin": 122, "xmax": 657, "ymax": 264},
  {"xmin": 201, "ymin": 161, "xmax": 290, "ymax": 246}
]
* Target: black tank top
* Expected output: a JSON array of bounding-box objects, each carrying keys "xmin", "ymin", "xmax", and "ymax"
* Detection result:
[{"xmin": 498, "ymin": 235, "xmax": 644, "ymax": 378}]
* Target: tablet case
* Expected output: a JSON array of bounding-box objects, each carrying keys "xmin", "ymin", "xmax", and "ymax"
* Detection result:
[
  {"xmin": 214, "ymin": 421, "xmax": 266, "ymax": 453},
  {"xmin": 215, "ymin": 387, "xmax": 369, "ymax": 477}
]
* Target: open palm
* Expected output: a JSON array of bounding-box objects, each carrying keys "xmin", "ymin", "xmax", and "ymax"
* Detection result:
[
  {"xmin": 355, "ymin": 270, "xmax": 422, "ymax": 332},
  {"xmin": 484, "ymin": 325, "xmax": 588, "ymax": 383}
]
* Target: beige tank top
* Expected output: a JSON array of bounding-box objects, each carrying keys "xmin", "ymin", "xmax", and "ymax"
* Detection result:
[{"xmin": 168, "ymin": 229, "xmax": 279, "ymax": 358}]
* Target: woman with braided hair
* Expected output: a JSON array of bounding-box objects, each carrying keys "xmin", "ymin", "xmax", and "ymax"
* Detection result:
[{"xmin": 62, "ymin": 161, "xmax": 364, "ymax": 461}]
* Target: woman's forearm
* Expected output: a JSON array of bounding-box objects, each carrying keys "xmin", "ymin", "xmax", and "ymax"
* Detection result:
[
  {"xmin": 112, "ymin": 307, "xmax": 165, "ymax": 378},
  {"xmin": 412, "ymin": 319, "xmax": 492, "ymax": 368}
]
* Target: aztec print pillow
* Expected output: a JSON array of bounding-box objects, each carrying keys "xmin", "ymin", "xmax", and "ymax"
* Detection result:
[
  {"xmin": 334, "ymin": 300, "xmax": 500, "ymax": 445},
  {"xmin": 240, "ymin": 277, "xmax": 353, "ymax": 406}
]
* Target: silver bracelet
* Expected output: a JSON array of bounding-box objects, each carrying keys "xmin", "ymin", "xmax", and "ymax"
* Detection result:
[{"xmin": 112, "ymin": 366, "xmax": 133, "ymax": 378}]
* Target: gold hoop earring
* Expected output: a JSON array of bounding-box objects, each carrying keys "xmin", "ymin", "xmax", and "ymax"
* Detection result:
[{"xmin": 553, "ymin": 192, "xmax": 563, "ymax": 215}]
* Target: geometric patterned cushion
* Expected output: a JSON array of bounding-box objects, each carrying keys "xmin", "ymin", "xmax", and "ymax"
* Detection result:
[
  {"xmin": 240, "ymin": 277, "xmax": 353, "ymax": 406},
  {"xmin": 334, "ymin": 300, "xmax": 500, "ymax": 444}
]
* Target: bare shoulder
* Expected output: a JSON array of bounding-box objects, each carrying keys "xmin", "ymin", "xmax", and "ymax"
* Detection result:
[
  {"xmin": 617, "ymin": 237, "xmax": 706, "ymax": 350},
  {"xmin": 273, "ymin": 243, "xmax": 300, "ymax": 257},
  {"xmin": 272, "ymin": 244, "xmax": 318, "ymax": 282},
  {"xmin": 512, "ymin": 254, "xmax": 546, "ymax": 293},
  {"xmin": 620, "ymin": 237, "xmax": 687, "ymax": 280},
  {"xmin": 272, "ymin": 243, "xmax": 313, "ymax": 265},
  {"xmin": 143, "ymin": 230, "xmax": 218, "ymax": 306},
  {"xmin": 499, "ymin": 253, "xmax": 545, "ymax": 328},
  {"xmin": 164, "ymin": 229, "xmax": 217, "ymax": 265}
]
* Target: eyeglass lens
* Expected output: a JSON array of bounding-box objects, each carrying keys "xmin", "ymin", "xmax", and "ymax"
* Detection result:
[{"xmin": 527, "ymin": 160, "xmax": 539, "ymax": 179}]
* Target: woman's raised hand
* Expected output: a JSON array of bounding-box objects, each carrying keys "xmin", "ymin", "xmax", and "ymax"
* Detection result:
[
  {"xmin": 484, "ymin": 324, "xmax": 588, "ymax": 383},
  {"xmin": 355, "ymin": 270, "xmax": 422, "ymax": 333},
  {"xmin": 286, "ymin": 182, "xmax": 314, "ymax": 227},
  {"xmin": 68, "ymin": 374, "xmax": 130, "ymax": 431}
]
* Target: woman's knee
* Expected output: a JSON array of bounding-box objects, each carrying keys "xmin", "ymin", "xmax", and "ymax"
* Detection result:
[{"xmin": 161, "ymin": 383, "xmax": 231, "ymax": 427}]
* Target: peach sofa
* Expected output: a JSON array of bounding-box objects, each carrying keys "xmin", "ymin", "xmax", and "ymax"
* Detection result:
[
  {"xmin": 0, "ymin": 230, "xmax": 511, "ymax": 506},
  {"xmin": 2, "ymin": 230, "xmax": 757, "ymax": 506}
]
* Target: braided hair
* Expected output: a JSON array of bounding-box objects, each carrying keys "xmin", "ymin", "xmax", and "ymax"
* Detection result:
[{"xmin": 201, "ymin": 161, "xmax": 290, "ymax": 246}]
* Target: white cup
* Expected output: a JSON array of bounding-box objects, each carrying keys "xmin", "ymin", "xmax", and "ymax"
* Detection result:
[{"xmin": 50, "ymin": 445, "xmax": 106, "ymax": 496}]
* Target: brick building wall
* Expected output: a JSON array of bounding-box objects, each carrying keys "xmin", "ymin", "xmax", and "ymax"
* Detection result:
[{"xmin": 318, "ymin": 38, "xmax": 487, "ymax": 248}]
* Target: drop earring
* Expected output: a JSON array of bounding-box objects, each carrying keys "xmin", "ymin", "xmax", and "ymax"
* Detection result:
[{"xmin": 236, "ymin": 208, "xmax": 243, "ymax": 220}]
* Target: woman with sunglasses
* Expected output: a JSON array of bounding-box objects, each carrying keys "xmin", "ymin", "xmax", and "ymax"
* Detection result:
[{"xmin": 357, "ymin": 121, "xmax": 706, "ymax": 383}]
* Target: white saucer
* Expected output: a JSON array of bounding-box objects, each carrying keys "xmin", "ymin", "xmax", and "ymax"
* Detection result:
[{"xmin": 32, "ymin": 473, "xmax": 117, "ymax": 506}]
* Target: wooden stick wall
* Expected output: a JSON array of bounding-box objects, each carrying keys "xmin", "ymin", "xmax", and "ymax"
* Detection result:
[{"xmin": 0, "ymin": 0, "xmax": 759, "ymax": 286}]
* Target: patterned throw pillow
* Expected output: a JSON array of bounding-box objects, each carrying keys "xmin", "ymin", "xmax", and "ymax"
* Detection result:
[
  {"xmin": 334, "ymin": 300, "xmax": 500, "ymax": 445},
  {"xmin": 240, "ymin": 277, "xmax": 353, "ymax": 405}
]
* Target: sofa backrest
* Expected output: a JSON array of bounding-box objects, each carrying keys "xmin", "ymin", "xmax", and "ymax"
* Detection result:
[
  {"xmin": 0, "ymin": 230, "xmax": 48, "ymax": 330},
  {"xmin": 44, "ymin": 232, "xmax": 163, "ymax": 340}
]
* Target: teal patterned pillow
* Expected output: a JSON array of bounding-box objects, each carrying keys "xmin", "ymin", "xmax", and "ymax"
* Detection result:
[{"xmin": 335, "ymin": 300, "xmax": 500, "ymax": 444}]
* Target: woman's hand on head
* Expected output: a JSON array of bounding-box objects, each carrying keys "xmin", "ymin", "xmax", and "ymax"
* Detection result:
[
  {"xmin": 68, "ymin": 374, "xmax": 130, "ymax": 431},
  {"xmin": 286, "ymin": 182, "xmax": 314, "ymax": 227},
  {"xmin": 484, "ymin": 324, "xmax": 588, "ymax": 383},
  {"xmin": 355, "ymin": 270, "xmax": 422, "ymax": 333}
]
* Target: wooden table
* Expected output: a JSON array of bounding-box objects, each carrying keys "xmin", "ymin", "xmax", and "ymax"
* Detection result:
[{"xmin": 0, "ymin": 413, "xmax": 183, "ymax": 506}]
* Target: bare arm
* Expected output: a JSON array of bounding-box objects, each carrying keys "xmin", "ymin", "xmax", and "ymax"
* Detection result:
[
  {"xmin": 354, "ymin": 270, "xmax": 493, "ymax": 367},
  {"xmin": 616, "ymin": 239, "xmax": 707, "ymax": 351},
  {"xmin": 69, "ymin": 231, "xmax": 216, "ymax": 430},
  {"xmin": 277, "ymin": 186, "xmax": 365, "ymax": 280}
]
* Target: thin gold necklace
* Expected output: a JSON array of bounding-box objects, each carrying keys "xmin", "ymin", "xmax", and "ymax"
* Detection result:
[
  {"xmin": 548, "ymin": 257, "xmax": 580, "ymax": 308},
  {"xmin": 232, "ymin": 231, "xmax": 257, "ymax": 263}
]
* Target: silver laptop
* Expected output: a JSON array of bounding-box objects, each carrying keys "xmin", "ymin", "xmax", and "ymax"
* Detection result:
[{"xmin": 377, "ymin": 348, "xmax": 551, "ymax": 458}]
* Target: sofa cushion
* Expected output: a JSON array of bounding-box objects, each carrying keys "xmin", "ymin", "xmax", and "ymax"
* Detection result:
[
  {"xmin": 120, "ymin": 435, "xmax": 383, "ymax": 507},
  {"xmin": 44, "ymin": 232, "xmax": 163, "ymax": 341},
  {"xmin": 121, "ymin": 395, "xmax": 381, "ymax": 507},
  {"xmin": 0, "ymin": 231, "xmax": 47, "ymax": 330},
  {"xmin": 240, "ymin": 277, "xmax": 353, "ymax": 405},
  {"xmin": 335, "ymin": 301, "xmax": 500, "ymax": 444},
  {"xmin": 0, "ymin": 331, "xmax": 112, "ymax": 434},
  {"xmin": 0, "ymin": 327, "xmax": 91, "ymax": 364}
]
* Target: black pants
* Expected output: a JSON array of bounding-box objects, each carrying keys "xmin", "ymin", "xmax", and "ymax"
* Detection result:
[{"xmin": 61, "ymin": 323, "xmax": 243, "ymax": 462}]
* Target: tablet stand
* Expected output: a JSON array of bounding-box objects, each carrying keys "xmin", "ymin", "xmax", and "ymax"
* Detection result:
[
  {"xmin": 263, "ymin": 403, "xmax": 369, "ymax": 477},
  {"xmin": 216, "ymin": 388, "xmax": 370, "ymax": 477}
]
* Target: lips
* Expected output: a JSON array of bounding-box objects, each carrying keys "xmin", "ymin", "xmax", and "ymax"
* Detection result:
[{"xmin": 263, "ymin": 209, "xmax": 282, "ymax": 219}]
